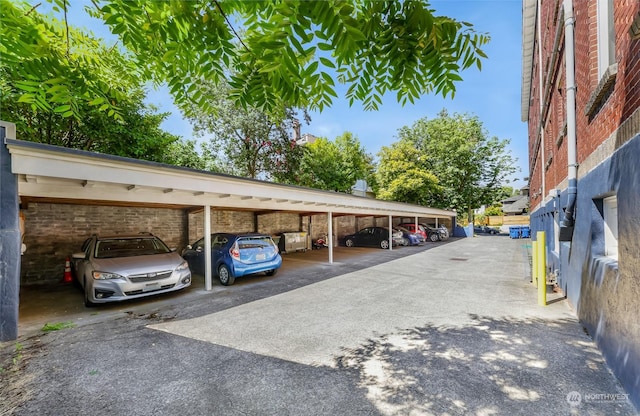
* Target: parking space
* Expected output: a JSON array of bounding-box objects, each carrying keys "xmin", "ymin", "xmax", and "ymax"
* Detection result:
[
  {"xmin": 19, "ymin": 242, "xmax": 448, "ymax": 335},
  {"xmin": 17, "ymin": 242, "xmax": 445, "ymax": 337},
  {"xmin": 6, "ymin": 235, "xmax": 637, "ymax": 415}
]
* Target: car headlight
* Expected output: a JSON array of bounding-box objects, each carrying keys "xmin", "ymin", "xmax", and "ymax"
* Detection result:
[
  {"xmin": 175, "ymin": 261, "xmax": 189, "ymax": 271},
  {"xmin": 92, "ymin": 271, "xmax": 123, "ymax": 280}
]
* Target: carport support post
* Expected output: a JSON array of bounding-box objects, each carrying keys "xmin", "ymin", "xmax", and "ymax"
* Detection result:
[
  {"xmin": 204, "ymin": 205, "xmax": 212, "ymax": 291},
  {"xmin": 388, "ymin": 215, "xmax": 392, "ymax": 250},
  {"xmin": 0, "ymin": 122, "xmax": 20, "ymax": 341},
  {"xmin": 327, "ymin": 211, "xmax": 333, "ymax": 264}
]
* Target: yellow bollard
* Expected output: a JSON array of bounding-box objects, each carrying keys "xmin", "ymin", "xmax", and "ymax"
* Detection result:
[
  {"xmin": 537, "ymin": 231, "xmax": 547, "ymax": 306},
  {"xmin": 531, "ymin": 240, "xmax": 538, "ymax": 287}
]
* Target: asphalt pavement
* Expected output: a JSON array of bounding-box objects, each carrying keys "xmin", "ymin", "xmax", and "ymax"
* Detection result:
[{"xmin": 1, "ymin": 235, "xmax": 637, "ymax": 415}]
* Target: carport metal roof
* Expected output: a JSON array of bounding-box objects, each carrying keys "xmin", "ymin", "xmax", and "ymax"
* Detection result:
[{"xmin": 6, "ymin": 139, "xmax": 456, "ymax": 220}]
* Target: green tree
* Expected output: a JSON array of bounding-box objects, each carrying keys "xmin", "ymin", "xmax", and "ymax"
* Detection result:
[
  {"xmin": 397, "ymin": 110, "xmax": 517, "ymax": 221},
  {"xmin": 299, "ymin": 133, "xmax": 373, "ymax": 193},
  {"xmin": 484, "ymin": 206, "xmax": 504, "ymax": 216},
  {"xmin": 1, "ymin": 0, "xmax": 139, "ymax": 120},
  {"xmin": 0, "ymin": 1, "xmax": 212, "ymax": 166},
  {"xmin": 190, "ymin": 81, "xmax": 303, "ymax": 180},
  {"xmin": 1, "ymin": 78, "xmax": 186, "ymax": 163},
  {"xmin": 497, "ymin": 186, "xmax": 515, "ymax": 202},
  {"xmin": 3, "ymin": 0, "xmax": 489, "ymax": 119},
  {"xmin": 162, "ymin": 139, "xmax": 218, "ymax": 171},
  {"xmin": 374, "ymin": 140, "xmax": 441, "ymax": 205}
]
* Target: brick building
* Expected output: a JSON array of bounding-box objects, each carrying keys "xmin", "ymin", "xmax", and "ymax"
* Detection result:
[{"xmin": 522, "ymin": 0, "xmax": 639, "ymax": 406}]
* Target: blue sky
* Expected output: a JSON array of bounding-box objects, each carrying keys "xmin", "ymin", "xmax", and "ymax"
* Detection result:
[
  {"xmin": 60, "ymin": 0, "xmax": 527, "ymax": 189},
  {"xmin": 304, "ymin": 0, "xmax": 528, "ymax": 188}
]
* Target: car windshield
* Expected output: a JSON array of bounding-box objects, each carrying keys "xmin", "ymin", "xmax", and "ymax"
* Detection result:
[
  {"xmin": 95, "ymin": 237, "xmax": 171, "ymax": 258},
  {"xmin": 236, "ymin": 236, "xmax": 275, "ymax": 250}
]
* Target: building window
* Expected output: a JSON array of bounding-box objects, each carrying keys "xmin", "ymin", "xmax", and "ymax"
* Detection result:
[
  {"xmin": 603, "ymin": 195, "xmax": 618, "ymax": 259},
  {"xmin": 586, "ymin": 0, "xmax": 617, "ymax": 116},
  {"xmin": 597, "ymin": 0, "xmax": 616, "ymax": 78}
]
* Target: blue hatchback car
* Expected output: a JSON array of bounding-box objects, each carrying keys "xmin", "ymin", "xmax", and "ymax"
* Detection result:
[{"xmin": 182, "ymin": 233, "xmax": 282, "ymax": 285}]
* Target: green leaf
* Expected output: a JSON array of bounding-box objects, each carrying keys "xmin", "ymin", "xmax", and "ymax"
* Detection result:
[
  {"xmin": 17, "ymin": 93, "xmax": 35, "ymax": 103},
  {"xmin": 88, "ymin": 97, "xmax": 105, "ymax": 106},
  {"xmin": 53, "ymin": 104, "xmax": 71, "ymax": 113},
  {"xmin": 319, "ymin": 57, "xmax": 335, "ymax": 68}
]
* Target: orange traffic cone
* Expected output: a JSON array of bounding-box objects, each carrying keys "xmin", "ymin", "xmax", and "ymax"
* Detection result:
[{"xmin": 62, "ymin": 257, "xmax": 73, "ymax": 284}]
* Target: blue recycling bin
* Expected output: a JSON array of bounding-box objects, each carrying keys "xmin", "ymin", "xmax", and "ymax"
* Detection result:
[
  {"xmin": 509, "ymin": 226, "xmax": 521, "ymax": 239},
  {"xmin": 521, "ymin": 226, "xmax": 531, "ymax": 238}
]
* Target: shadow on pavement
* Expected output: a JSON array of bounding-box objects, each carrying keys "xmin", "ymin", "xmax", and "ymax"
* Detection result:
[{"xmin": 335, "ymin": 314, "xmax": 637, "ymax": 416}]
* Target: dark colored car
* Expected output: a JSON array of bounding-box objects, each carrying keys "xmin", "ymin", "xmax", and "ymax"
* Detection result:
[
  {"xmin": 421, "ymin": 223, "xmax": 450, "ymax": 241},
  {"xmin": 181, "ymin": 233, "xmax": 282, "ymax": 285},
  {"xmin": 474, "ymin": 225, "xmax": 501, "ymax": 235},
  {"xmin": 72, "ymin": 233, "xmax": 192, "ymax": 307},
  {"xmin": 342, "ymin": 227, "xmax": 404, "ymax": 249}
]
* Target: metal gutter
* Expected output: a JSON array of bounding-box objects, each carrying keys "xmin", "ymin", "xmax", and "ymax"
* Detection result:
[{"xmin": 559, "ymin": 0, "xmax": 577, "ymax": 240}]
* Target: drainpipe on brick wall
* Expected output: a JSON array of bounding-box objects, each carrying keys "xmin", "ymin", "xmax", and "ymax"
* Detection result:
[{"xmin": 559, "ymin": 0, "xmax": 578, "ymax": 241}]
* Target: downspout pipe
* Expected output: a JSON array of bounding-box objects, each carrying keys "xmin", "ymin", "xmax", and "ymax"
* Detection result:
[{"xmin": 559, "ymin": 0, "xmax": 578, "ymax": 241}]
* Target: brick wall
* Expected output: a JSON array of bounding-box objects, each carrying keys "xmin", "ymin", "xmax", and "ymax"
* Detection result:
[
  {"xmin": 574, "ymin": 0, "xmax": 640, "ymax": 165},
  {"xmin": 258, "ymin": 212, "xmax": 302, "ymax": 235},
  {"xmin": 187, "ymin": 209, "xmax": 255, "ymax": 243},
  {"xmin": 528, "ymin": 0, "xmax": 640, "ymax": 209},
  {"xmin": 21, "ymin": 203, "xmax": 189, "ymax": 284},
  {"xmin": 22, "ymin": 203, "xmax": 454, "ymax": 284},
  {"xmin": 308, "ymin": 214, "xmax": 357, "ymax": 241}
]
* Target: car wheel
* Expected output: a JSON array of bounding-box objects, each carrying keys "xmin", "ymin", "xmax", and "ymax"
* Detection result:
[
  {"xmin": 430, "ymin": 233, "xmax": 439, "ymax": 242},
  {"xmin": 380, "ymin": 239, "xmax": 390, "ymax": 249},
  {"xmin": 218, "ymin": 264, "xmax": 235, "ymax": 286},
  {"xmin": 265, "ymin": 269, "xmax": 278, "ymax": 276},
  {"xmin": 402, "ymin": 238, "xmax": 409, "ymax": 246},
  {"xmin": 345, "ymin": 239, "xmax": 355, "ymax": 247}
]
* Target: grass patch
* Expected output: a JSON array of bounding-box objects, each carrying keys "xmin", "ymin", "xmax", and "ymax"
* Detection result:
[{"xmin": 41, "ymin": 321, "xmax": 75, "ymax": 332}]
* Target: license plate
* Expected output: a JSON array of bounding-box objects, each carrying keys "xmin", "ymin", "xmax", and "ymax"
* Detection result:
[
  {"xmin": 256, "ymin": 253, "xmax": 266, "ymax": 260},
  {"xmin": 144, "ymin": 282, "xmax": 159, "ymax": 291}
]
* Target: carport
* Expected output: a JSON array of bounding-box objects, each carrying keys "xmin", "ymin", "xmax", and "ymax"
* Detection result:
[{"xmin": 0, "ymin": 121, "xmax": 456, "ymax": 340}]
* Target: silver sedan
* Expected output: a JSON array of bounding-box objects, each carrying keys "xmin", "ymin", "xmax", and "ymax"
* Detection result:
[{"xmin": 72, "ymin": 233, "xmax": 191, "ymax": 306}]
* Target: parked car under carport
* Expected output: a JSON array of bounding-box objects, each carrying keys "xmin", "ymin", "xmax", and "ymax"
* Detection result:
[
  {"xmin": 342, "ymin": 227, "xmax": 404, "ymax": 249},
  {"xmin": 182, "ymin": 233, "xmax": 282, "ymax": 286}
]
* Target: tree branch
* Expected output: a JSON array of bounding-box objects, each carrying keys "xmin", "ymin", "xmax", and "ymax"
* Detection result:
[
  {"xmin": 63, "ymin": 0, "xmax": 70, "ymax": 58},
  {"xmin": 213, "ymin": 0, "xmax": 250, "ymax": 53},
  {"xmin": 25, "ymin": 2, "xmax": 41, "ymax": 16}
]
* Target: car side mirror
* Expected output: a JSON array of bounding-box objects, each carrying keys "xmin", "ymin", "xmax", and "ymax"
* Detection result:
[{"xmin": 72, "ymin": 252, "xmax": 86, "ymax": 260}]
